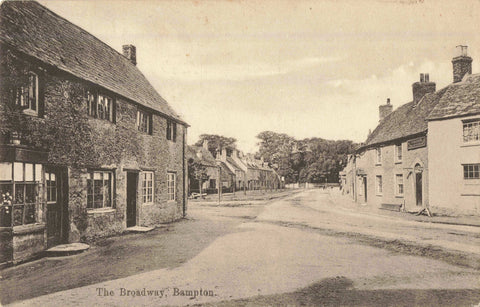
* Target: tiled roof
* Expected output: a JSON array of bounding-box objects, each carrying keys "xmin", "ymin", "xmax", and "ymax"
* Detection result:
[
  {"xmin": 0, "ymin": 1, "xmax": 186, "ymax": 125},
  {"xmin": 217, "ymin": 161, "xmax": 235, "ymax": 176},
  {"xmin": 226, "ymin": 157, "xmax": 244, "ymax": 172},
  {"xmin": 364, "ymin": 88, "xmax": 447, "ymax": 148},
  {"xmin": 427, "ymin": 74, "xmax": 480, "ymax": 120}
]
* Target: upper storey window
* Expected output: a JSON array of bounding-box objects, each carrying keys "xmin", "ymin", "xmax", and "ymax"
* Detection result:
[
  {"xmin": 166, "ymin": 120, "xmax": 177, "ymax": 142},
  {"xmin": 86, "ymin": 91, "xmax": 115, "ymax": 122},
  {"xmin": 463, "ymin": 119, "xmax": 480, "ymax": 143},
  {"xmin": 15, "ymin": 72, "xmax": 39, "ymax": 116},
  {"xmin": 137, "ymin": 109, "xmax": 152, "ymax": 135}
]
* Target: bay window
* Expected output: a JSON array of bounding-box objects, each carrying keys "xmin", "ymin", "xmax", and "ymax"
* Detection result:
[{"xmin": 0, "ymin": 162, "xmax": 43, "ymax": 227}]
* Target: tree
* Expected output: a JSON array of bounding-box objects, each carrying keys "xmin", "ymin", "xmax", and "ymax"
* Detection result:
[
  {"xmin": 195, "ymin": 134, "xmax": 237, "ymax": 157},
  {"xmin": 187, "ymin": 158, "xmax": 210, "ymax": 195},
  {"xmin": 256, "ymin": 131, "xmax": 357, "ymax": 184}
]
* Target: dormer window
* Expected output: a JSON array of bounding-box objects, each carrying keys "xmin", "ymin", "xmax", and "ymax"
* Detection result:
[
  {"xmin": 15, "ymin": 72, "xmax": 39, "ymax": 116},
  {"xmin": 86, "ymin": 90, "xmax": 115, "ymax": 122}
]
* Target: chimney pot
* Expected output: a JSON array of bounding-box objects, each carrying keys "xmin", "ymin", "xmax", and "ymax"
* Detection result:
[
  {"xmin": 379, "ymin": 98, "xmax": 393, "ymax": 122},
  {"xmin": 452, "ymin": 45, "xmax": 472, "ymax": 83},
  {"xmin": 122, "ymin": 44, "xmax": 137, "ymax": 65},
  {"xmin": 412, "ymin": 74, "xmax": 436, "ymax": 104}
]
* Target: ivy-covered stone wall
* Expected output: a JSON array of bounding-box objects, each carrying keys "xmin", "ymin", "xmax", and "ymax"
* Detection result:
[{"xmin": 1, "ymin": 46, "xmax": 187, "ymax": 242}]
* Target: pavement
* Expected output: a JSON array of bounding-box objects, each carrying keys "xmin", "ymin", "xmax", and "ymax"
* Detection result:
[{"xmin": 2, "ymin": 189, "xmax": 480, "ymax": 306}]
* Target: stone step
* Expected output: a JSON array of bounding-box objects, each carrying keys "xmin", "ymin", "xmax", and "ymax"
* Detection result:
[
  {"xmin": 126, "ymin": 226, "xmax": 154, "ymax": 233},
  {"xmin": 380, "ymin": 203, "xmax": 402, "ymax": 212},
  {"xmin": 45, "ymin": 243, "xmax": 90, "ymax": 257}
]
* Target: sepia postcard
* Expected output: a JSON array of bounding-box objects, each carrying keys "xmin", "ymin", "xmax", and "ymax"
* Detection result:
[{"xmin": 0, "ymin": 0, "xmax": 479, "ymax": 306}]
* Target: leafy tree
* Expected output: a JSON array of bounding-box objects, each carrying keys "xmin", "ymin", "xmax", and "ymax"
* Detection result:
[{"xmin": 256, "ymin": 131, "xmax": 357, "ymax": 184}]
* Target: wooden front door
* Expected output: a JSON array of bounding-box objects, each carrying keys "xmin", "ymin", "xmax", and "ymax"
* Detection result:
[
  {"xmin": 46, "ymin": 167, "xmax": 68, "ymax": 248},
  {"xmin": 416, "ymin": 171, "xmax": 423, "ymax": 207},
  {"xmin": 363, "ymin": 177, "xmax": 368, "ymax": 202},
  {"xmin": 126, "ymin": 172, "xmax": 137, "ymax": 227}
]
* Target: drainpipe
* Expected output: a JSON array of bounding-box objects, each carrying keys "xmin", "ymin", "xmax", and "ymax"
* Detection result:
[{"xmin": 182, "ymin": 128, "xmax": 187, "ymax": 217}]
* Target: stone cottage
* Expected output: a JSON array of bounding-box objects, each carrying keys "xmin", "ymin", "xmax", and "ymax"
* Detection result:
[{"xmin": 0, "ymin": 1, "xmax": 188, "ymax": 265}]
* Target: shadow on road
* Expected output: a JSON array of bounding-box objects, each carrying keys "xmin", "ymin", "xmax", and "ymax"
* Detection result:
[{"xmin": 202, "ymin": 276, "xmax": 480, "ymax": 307}]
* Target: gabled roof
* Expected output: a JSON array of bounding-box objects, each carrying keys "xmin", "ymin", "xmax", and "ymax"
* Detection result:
[
  {"xmin": 187, "ymin": 146, "xmax": 217, "ymax": 167},
  {"xmin": 427, "ymin": 74, "xmax": 480, "ymax": 120},
  {"xmin": 226, "ymin": 157, "xmax": 244, "ymax": 172},
  {"xmin": 0, "ymin": 1, "xmax": 187, "ymax": 125},
  {"xmin": 362, "ymin": 88, "xmax": 447, "ymax": 149},
  {"xmin": 217, "ymin": 161, "xmax": 235, "ymax": 176}
]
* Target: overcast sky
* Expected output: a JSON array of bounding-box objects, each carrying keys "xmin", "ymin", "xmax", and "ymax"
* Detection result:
[{"xmin": 39, "ymin": 0, "xmax": 480, "ymax": 152}]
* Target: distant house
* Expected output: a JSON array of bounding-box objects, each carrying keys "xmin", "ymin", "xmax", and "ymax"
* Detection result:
[
  {"xmin": 342, "ymin": 46, "xmax": 480, "ymax": 215},
  {"xmin": 427, "ymin": 47, "xmax": 480, "ymax": 215},
  {"xmin": 187, "ymin": 142, "xmax": 218, "ymax": 195},
  {"xmin": 0, "ymin": 1, "xmax": 188, "ymax": 265},
  {"xmin": 215, "ymin": 147, "xmax": 282, "ymax": 191}
]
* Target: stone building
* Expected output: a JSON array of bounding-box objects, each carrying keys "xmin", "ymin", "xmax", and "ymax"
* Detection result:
[
  {"xmin": 343, "ymin": 46, "xmax": 480, "ymax": 215},
  {"xmin": 0, "ymin": 1, "xmax": 188, "ymax": 265}
]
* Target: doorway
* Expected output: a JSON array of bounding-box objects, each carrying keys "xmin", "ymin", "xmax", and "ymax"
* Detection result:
[
  {"xmin": 363, "ymin": 177, "xmax": 368, "ymax": 203},
  {"xmin": 415, "ymin": 165, "xmax": 423, "ymax": 207},
  {"xmin": 126, "ymin": 172, "xmax": 138, "ymax": 227},
  {"xmin": 46, "ymin": 166, "xmax": 68, "ymax": 248}
]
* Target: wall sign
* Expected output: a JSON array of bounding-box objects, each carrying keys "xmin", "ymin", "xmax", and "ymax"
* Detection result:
[{"xmin": 407, "ymin": 136, "xmax": 427, "ymax": 150}]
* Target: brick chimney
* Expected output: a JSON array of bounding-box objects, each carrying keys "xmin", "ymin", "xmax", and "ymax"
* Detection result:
[
  {"xmin": 379, "ymin": 98, "xmax": 393, "ymax": 122},
  {"xmin": 122, "ymin": 44, "xmax": 137, "ymax": 65},
  {"xmin": 412, "ymin": 73, "xmax": 436, "ymax": 105},
  {"xmin": 452, "ymin": 45, "xmax": 472, "ymax": 83}
]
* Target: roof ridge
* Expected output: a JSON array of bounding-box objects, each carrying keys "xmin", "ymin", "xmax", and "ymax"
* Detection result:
[{"xmin": 27, "ymin": 1, "xmax": 134, "ymax": 68}]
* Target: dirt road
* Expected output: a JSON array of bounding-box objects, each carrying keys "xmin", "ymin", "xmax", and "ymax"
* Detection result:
[{"xmin": 3, "ymin": 189, "xmax": 480, "ymax": 306}]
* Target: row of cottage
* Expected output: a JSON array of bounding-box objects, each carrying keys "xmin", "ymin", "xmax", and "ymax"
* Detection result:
[
  {"xmin": 187, "ymin": 141, "xmax": 282, "ymax": 195},
  {"xmin": 341, "ymin": 46, "xmax": 480, "ymax": 216},
  {"xmin": 0, "ymin": 1, "xmax": 190, "ymax": 265}
]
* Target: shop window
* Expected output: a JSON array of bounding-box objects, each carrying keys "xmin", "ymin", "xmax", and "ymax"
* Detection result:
[
  {"xmin": 87, "ymin": 171, "xmax": 113, "ymax": 209},
  {"xmin": 0, "ymin": 162, "xmax": 43, "ymax": 227}
]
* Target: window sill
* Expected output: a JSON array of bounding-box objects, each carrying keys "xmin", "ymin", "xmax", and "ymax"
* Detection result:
[
  {"xmin": 375, "ymin": 193, "xmax": 383, "ymax": 197},
  {"xmin": 395, "ymin": 161, "xmax": 402, "ymax": 164},
  {"xmin": 461, "ymin": 142, "xmax": 480, "ymax": 148},
  {"xmin": 167, "ymin": 200, "xmax": 177, "ymax": 203},
  {"xmin": 395, "ymin": 195, "xmax": 404, "ymax": 198},
  {"xmin": 87, "ymin": 208, "xmax": 115, "ymax": 215},
  {"xmin": 22, "ymin": 109, "xmax": 39, "ymax": 117},
  {"xmin": 142, "ymin": 202, "xmax": 154, "ymax": 206},
  {"xmin": 375, "ymin": 163, "xmax": 382, "ymax": 166}
]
